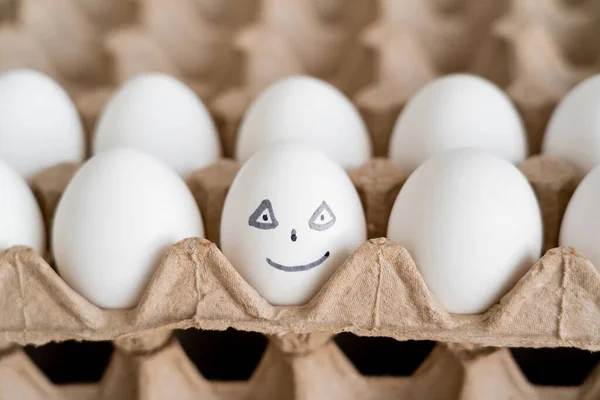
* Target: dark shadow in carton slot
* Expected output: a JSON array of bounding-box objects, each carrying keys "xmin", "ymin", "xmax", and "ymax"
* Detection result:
[
  {"xmin": 1, "ymin": 234, "xmax": 600, "ymax": 351},
  {"xmin": 335, "ymin": 333, "xmax": 436, "ymax": 376},
  {"xmin": 24, "ymin": 340, "xmax": 113, "ymax": 384},
  {"xmin": 511, "ymin": 346, "xmax": 600, "ymax": 386},
  {"xmin": 175, "ymin": 328, "xmax": 267, "ymax": 380},
  {"xmin": 4, "ymin": 334, "xmax": 597, "ymax": 400}
]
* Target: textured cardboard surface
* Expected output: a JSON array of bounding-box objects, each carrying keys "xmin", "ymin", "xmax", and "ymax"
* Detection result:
[
  {"xmin": 186, "ymin": 159, "xmax": 240, "ymax": 245},
  {"xmin": 520, "ymin": 156, "xmax": 581, "ymax": 252},
  {"xmin": 2, "ymin": 236, "xmax": 600, "ymax": 351},
  {"xmin": 1, "ymin": 0, "xmax": 600, "ymax": 397},
  {"xmin": 0, "ymin": 0, "xmax": 136, "ymax": 90}
]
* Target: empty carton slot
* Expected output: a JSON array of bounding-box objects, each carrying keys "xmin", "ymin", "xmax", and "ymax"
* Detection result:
[
  {"xmin": 335, "ymin": 333, "xmax": 435, "ymax": 376},
  {"xmin": 24, "ymin": 340, "xmax": 113, "ymax": 384},
  {"xmin": 511, "ymin": 347, "xmax": 600, "ymax": 386},
  {"xmin": 175, "ymin": 328, "xmax": 267, "ymax": 380}
]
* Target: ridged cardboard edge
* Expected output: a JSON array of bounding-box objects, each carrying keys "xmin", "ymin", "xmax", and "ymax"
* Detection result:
[{"xmin": 1, "ymin": 236, "xmax": 600, "ymax": 350}]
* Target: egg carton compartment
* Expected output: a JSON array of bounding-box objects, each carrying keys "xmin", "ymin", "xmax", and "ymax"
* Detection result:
[
  {"xmin": 105, "ymin": 0, "xmax": 257, "ymax": 102},
  {"xmin": 0, "ymin": 0, "xmax": 137, "ymax": 94}
]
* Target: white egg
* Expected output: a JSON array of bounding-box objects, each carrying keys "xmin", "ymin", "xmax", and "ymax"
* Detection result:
[
  {"xmin": 236, "ymin": 76, "xmax": 371, "ymax": 169},
  {"xmin": 387, "ymin": 148, "xmax": 542, "ymax": 314},
  {"xmin": 0, "ymin": 69, "xmax": 85, "ymax": 180},
  {"xmin": 221, "ymin": 142, "xmax": 366, "ymax": 305},
  {"xmin": 93, "ymin": 73, "xmax": 221, "ymax": 177},
  {"xmin": 389, "ymin": 74, "xmax": 527, "ymax": 174},
  {"xmin": 543, "ymin": 74, "xmax": 600, "ymax": 174},
  {"xmin": 53, "ymin": 148, "xmax": 204, "ymax": 309},
  {"xmin": 560, "ymin": 165, "xmax": 600, "ymax": 269},
  {"xmin": 0, "ymin": 158, "xmax": 45, "ymax": 253}
]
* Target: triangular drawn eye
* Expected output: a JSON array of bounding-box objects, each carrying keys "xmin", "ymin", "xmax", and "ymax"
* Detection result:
[
  {"xmin": 308, "ymin": 201, "xmax": 336, "ymax": 231},
  {"xmin": 248, "ymin": 199, "xmax": 279, "ymax": 230}
]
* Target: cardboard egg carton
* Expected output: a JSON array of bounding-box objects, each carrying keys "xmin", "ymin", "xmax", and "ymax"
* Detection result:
[
  {"xmin": 0, "ymin": 0, "xmax": 136, "ymax": 94},
  {"xmin": 105, "ymin": 0, "xmax": 257, "ymax": 102},
  {"xmin": 0, "ymin": 149, "xmax": 597, "ymax": 399},
  {"xmin": 2, "ymin": 1, "xmax": 600, "ymax": 398},
  {"xmin": 0, "ymin": 0, "xmax": 17, "ymax": 23}
]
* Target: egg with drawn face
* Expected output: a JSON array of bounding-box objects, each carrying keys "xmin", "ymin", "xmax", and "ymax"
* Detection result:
[{"xmin": 221, "ymin": 143, "xmax": 366, "ymax": 305}]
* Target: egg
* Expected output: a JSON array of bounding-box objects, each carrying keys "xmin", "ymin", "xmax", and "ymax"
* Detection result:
[
  {"xmin": 0, "ymin": 69, "xmax": 85, "ymax": 180},
  {"xmin": 559, "ymin": 164, "xmax": 600, "ymax": 269},
  {"xmin": 236, "ymin": 76, "xmax": 371, "ymax": 169},
  {"xmin": 53, "ymin": 148, "xmax": 204, "ymax": 309},
  {"xmin": 0, "ymin": 158, "xmax": 45, "ymax": 253},
  {"xmin": 389, "ymin": 74, "xmax": 527, "ymax": 174},
  {"xmin": 543, "ymin": 74, "xmax": 600, "ymax": 174},
  {"xmin": 387, "ymin": 148, "xmax": 542, "ymax": 314},
  {"xmin": 221, "ymin": 142, "xmax": 366, "ymax": 305},
  {"xmin": 93, "ymin": 73, "xmax": 221, "ymax": 177}
]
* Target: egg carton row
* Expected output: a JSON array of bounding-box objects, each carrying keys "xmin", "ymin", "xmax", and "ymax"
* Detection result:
[
  {"xmin": 3, "ymin": 0, "xmax": 599, "ymax": 160},
  {"xmin": 112, "ymin": 0, "xmax": 600, "ymax": 158},
  {"xmin": 2, "ymin": 332, "xmax": 599, "ymax": 400},
  {"xmin": 0, "ymin": 151, "xmax": 590, "ymax": 349}
]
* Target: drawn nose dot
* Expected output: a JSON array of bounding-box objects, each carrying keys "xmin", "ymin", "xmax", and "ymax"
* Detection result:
[
  {"xmin": 291, "ymin": 229, "xmax": 297, "ymax": 242},
  {"xmin": 262, "ymin": 214, "xmax": 268, "ymax": 221}
]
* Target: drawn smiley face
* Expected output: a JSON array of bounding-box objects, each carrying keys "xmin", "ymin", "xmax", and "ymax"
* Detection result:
[
  {"xmin": 221, "ymin": 143, "xmax": 366, "ymax": 305},
  {"xmin": 248, "ymin": 199, "xmax": 336, "ymax": 272}
]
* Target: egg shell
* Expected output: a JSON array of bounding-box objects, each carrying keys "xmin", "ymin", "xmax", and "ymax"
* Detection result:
[
  {"xmin": 560, "ymin": 164, "xmax": 600, "ymax": 269},
  {"xmin": 221, "ymin": 142, "xmax": 367, "ymax": 306},
  {"xmin": 389, "ymin": 74, "xmax": 527, "ymax": 174},
  {"xmin": 387, "ymin": 148, "xmax": 542, "ymax": 314},
  {"xmin": 93, "ymin": 73, "xmax": 221, "ymax": 177},
  {"xmin": 0, "ymin": 69, "xmax": 85, "ymax": 180},
  {"xmin": 543, "ymin": 74, "xmax": 600, "ymax": 174},
  {"xmin": 0, "ymin": 157, "xmax": 45, "ymax": 253},
  {"xmin": 52, "ymin": 148, "xmax": 204, "ymax": 309},
  {"xmin": 236, "ymin": 76, "xmax": 372, "ymax": 169}
]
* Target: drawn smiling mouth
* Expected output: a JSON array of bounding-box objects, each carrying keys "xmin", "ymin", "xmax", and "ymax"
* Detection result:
[{"xmin": 266, "ymin": 251, "xmax": 330, "ymax": 272}]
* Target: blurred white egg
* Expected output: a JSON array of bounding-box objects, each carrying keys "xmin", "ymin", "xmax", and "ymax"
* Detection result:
[
  {"xmin": 0, "ymin": 69, "xmax": 85, "ymax": 180},
  {"xmin": 93, "ymin": 73, "xmax": 221, "ymax": 177},
  {"xmin": 221, "ymin": 142, "xmax": 366, "ymax": 305},
  {"xmin": 560, "ymin": 164, "xmax": 600, "ymax": 269},
  {"xmin": 387, "ymin": 148, "xmax": 542, "ymax": 314},
  {"xmin": 53, "ymin": 148, "xmax": 204, "ymax": 309},
  {"xmin": 389, "ymin": 74, "xmax": 527, "ymax": 174},
  {"xmin": 236, "ymin": 76, "xmax": 371, "ymax": 169},
  {"xmin": 543, "ymin": 74, "xmax": 600, "ymax": 174},
  {"xmin": 0, "ymin": 158, "xmax": 45, "ymax": 253}
]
